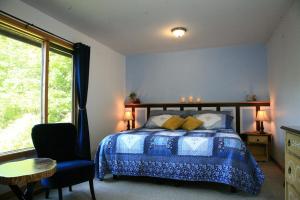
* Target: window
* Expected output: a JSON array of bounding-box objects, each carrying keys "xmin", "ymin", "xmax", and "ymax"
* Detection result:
[
  {"xmin": 48, "ymin": 45, "xmax": 73, "ymax": 123},
  {"xmin": 0, "ymin": 31, "xmax": 42, "ymax": 153},
  {"xmin": 0, "ymin": 16, "xmax": 74, "ymax": 155}
]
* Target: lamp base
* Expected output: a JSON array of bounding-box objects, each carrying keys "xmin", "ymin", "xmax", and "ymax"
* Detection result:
[
  {"xmin": 127, "ymin": 121, "xmax": 131, "ymax": 130},
  {"xmin": 259, "ymin": 121, "xmax": 265, "ymax": 134}
]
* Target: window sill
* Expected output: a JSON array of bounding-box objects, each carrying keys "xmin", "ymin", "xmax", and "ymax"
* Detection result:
[{"xmin": 0, "ymin": 148, "xmax": 36, "ymax": 163}]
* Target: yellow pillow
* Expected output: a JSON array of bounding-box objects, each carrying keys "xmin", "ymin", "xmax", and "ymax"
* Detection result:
[
  {"xmin": 162, "ymin": 116, "xmax": 185, "ymax": 130},
  {"xmin": 181, "ymin": 116, "xmax": 203, "ymax": 131}
]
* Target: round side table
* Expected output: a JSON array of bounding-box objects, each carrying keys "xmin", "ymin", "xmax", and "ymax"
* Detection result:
[{"xmin": 0, "ymin": 158, "xmax": 56, "ymax": 200}]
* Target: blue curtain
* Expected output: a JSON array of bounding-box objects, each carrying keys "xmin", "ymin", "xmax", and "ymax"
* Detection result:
[{"xmin": 74, "ymin": 43, "xmax": 91, "ymax": 160}]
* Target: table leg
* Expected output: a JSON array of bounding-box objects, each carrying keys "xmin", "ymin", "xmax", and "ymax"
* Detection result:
[
  {"xmin": 9, "ymin": 185, "xmax": 26, "ymax": 200},
  {"xmin": 9, "ymin": 182, "xmax": 36, "ymax": 200},
  {"xmin": 24, "ymin": 182, "xmax": 36, "ymax": 200}
]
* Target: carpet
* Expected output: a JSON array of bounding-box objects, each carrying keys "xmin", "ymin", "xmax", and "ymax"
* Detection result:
[{"xmin": 9, "ymin": 161, "xmax": 284, "ymax": 200}]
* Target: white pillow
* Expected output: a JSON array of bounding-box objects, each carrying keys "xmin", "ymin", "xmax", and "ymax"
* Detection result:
[
  {"xmin": 151, "ymin": 114, "xmax": 172, "ymax": 127},
  {"xmin": 194, "ymin": 113, "xmax": 222, "ymax": 129}
]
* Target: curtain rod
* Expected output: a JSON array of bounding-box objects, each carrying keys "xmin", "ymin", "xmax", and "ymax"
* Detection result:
[{"xmin": 0, "ymin": 10, "xmax": 74, "ymax": 45}]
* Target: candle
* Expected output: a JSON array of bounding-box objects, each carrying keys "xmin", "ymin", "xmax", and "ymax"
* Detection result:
[
  {"xmin": 196, "ymin": 97, "xmax": 201, "ymax": 103},
  {"xmin": 180, "ymin": 97, "xmax": 185, "ymax": 103},
  {"xmin": 188, "ymin": 96, "xmax": 193, "ymax": 103}
]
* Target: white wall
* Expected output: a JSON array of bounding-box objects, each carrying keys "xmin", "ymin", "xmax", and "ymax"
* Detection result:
[
  {"xmin": 0, "ymin": 0, "xmax": 126, "ymax": 157},
  {"xmin": 126, "ymin": 44, "xmax": 269, "ymax": 102},
  {"xmin": 267, "ymin": 0, "xmax": 300, "ymax": 167}
]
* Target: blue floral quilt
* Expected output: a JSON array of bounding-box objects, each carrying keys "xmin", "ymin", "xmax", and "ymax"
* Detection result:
[{"xmin": 95, "ymin": 128, "xmax": 264, "ymax": 194}]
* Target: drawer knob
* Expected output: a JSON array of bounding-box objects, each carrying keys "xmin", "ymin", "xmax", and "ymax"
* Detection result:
[
  {"xmin": 288, "ymin": 167, "xmax": 292, "ymax": 174},
  {"xmin": 288, "ymin": 139, "xmax": 291, "ymax": 146},
  {"xmin": 257, "ymin": 139, "xmax": 259, "ymax": 142}
]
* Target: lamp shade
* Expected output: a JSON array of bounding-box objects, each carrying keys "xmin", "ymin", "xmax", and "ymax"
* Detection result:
[
  {"xmin": 124, "ymin": 110, "xmax": 133, "ymax": 121},
  {"xmin": 256, "ymin": 110, "xmax": 269, "ymax": 121}
]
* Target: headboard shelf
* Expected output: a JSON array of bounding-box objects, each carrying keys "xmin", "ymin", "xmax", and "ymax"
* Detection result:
[
  {"xmin": 125, "ymin": 101, "xmax": 270, "ymax": 108},
  {"xmin": 125, "ymin": 101, "xmax": 270, "ymax": 133}
]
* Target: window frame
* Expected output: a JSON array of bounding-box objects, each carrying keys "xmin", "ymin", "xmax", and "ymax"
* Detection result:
[{"xmin": 0, "ymin": 13, "xmax": 76, "ymax": 160}]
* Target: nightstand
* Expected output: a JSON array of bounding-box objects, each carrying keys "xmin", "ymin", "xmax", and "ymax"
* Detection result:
[{"xmin": 240, "ymin": 132, "xmax": 272, "ymax": 162}]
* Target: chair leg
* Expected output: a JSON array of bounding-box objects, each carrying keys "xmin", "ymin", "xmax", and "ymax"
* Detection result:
[
  {"xmin": 45, "ymin": 189, "xmax": 50, "ymax": 198},
  {"xmin": 69, "ymin": 186, "xmax": 72, "ymax": 192},
  {"xmin": 89, "ymin": 179, "xmax": 96, "ymax": 200},
  {"xmin": 58, "ymin": 188, "xmax": 63, "ymax": 200}
]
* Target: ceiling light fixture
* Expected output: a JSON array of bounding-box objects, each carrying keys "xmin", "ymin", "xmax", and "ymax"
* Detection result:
[{"xmin": 171, "ymin": 27, "xmax": 187, "ymax": 38}]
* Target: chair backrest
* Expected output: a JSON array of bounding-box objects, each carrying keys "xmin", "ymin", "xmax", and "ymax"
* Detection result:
[{"xmin": 32, "ymin": 123, "xmax": 77, "ymax": 162}]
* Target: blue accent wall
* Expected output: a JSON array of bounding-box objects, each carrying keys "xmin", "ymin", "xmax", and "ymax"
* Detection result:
[{"xmin": 126, "ymin": 44, "xmax": 269, "ymax": 103}]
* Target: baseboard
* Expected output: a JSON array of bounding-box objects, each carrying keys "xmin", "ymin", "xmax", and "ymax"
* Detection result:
[
  {"xmin": 270, "ymin": 155, "xmax": 284, "ymax": 173},
  {"xmin": 0, "ymin": 184, "xmax": 44, "ymax": 199}
]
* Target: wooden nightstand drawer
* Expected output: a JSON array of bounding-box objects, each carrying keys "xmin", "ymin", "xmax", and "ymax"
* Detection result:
[
  {"xmin": 287, "ymin": 132, "xmax": 300, "ymax": 157},
  {"xmin": 247, "ymin": 135, "xmax": 268, "ymax": 144},
  {"xmin": 286, "ymin": 153, "xmax": 300, "ymax": 193}
]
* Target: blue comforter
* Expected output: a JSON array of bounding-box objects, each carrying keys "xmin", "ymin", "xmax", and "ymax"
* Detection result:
[{"xmin": 95, "ymin": 128, "xmax": 264, "ymax": 194}]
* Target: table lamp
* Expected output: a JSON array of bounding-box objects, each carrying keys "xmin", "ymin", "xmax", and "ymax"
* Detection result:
[
  {"xmin": 256, "ymin": 110, "xmax": 269, "ymax": 134},
  {"xmin": 124, "ymin": 110, "xmax": 133, "ymax": 130}
]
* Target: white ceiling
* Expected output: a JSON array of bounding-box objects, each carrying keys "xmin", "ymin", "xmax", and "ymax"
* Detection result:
[{"xmin": 21, "ymin": 0, "xmax": 292, "ymax": 55}]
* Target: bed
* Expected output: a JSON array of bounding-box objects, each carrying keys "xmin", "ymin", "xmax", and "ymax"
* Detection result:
[{"xmin": 95, "ymin": 103, "xmax": 268, "ymax": 195}]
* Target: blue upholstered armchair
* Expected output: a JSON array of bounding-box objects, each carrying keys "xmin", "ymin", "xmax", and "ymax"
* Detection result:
[{"xmin": 31, "ymin": 123, "xmax": 96, "ymax": 200}]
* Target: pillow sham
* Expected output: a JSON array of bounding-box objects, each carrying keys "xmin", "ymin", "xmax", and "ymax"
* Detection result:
[
  {"xmin": 144, "ymin": 110, "xmax": 233, "ymax": 129},
  {"xmin": 181, "ymin": 116, "xmax": 203, "ymax": 131},
  {"xmin": 187, "ymin": 110, "xmax": 232, "ymax": 116},
  {"xmin": 149, "ymin": 110, "xmax": 189, "ymax": 118},
  {"xmin": 144, "ymin": 114, "xmax": 173, "ymax": 128},
  {"xmin": 193, "ymin": 113, "xmax": 233, "ymax": 129},
  {"xmin": 162, "ymin": 116, "xmax": 185, "ymax": 130},
  {"xmin": 148, "ymin": 110, "xmax": 232, "ymax": 118}
]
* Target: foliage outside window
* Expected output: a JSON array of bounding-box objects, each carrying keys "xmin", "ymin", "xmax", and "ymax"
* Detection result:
[
  {"xmin": 48, "ymin": 47, "xmax": 73, "ymax": 123},
  {"xmin": 0, "ymin": 27, "xmax": 73, "ymax": 154}
]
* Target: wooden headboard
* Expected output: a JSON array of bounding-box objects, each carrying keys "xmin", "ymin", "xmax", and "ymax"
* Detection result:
[{"xmin": 125, "ymin": 101, "xmax": 270, "ymax": 134}]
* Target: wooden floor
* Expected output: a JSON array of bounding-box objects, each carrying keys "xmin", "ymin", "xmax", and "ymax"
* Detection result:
[{"xmin": 8, "ymin": 161, "xmax": 284, "ymax": 200}]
